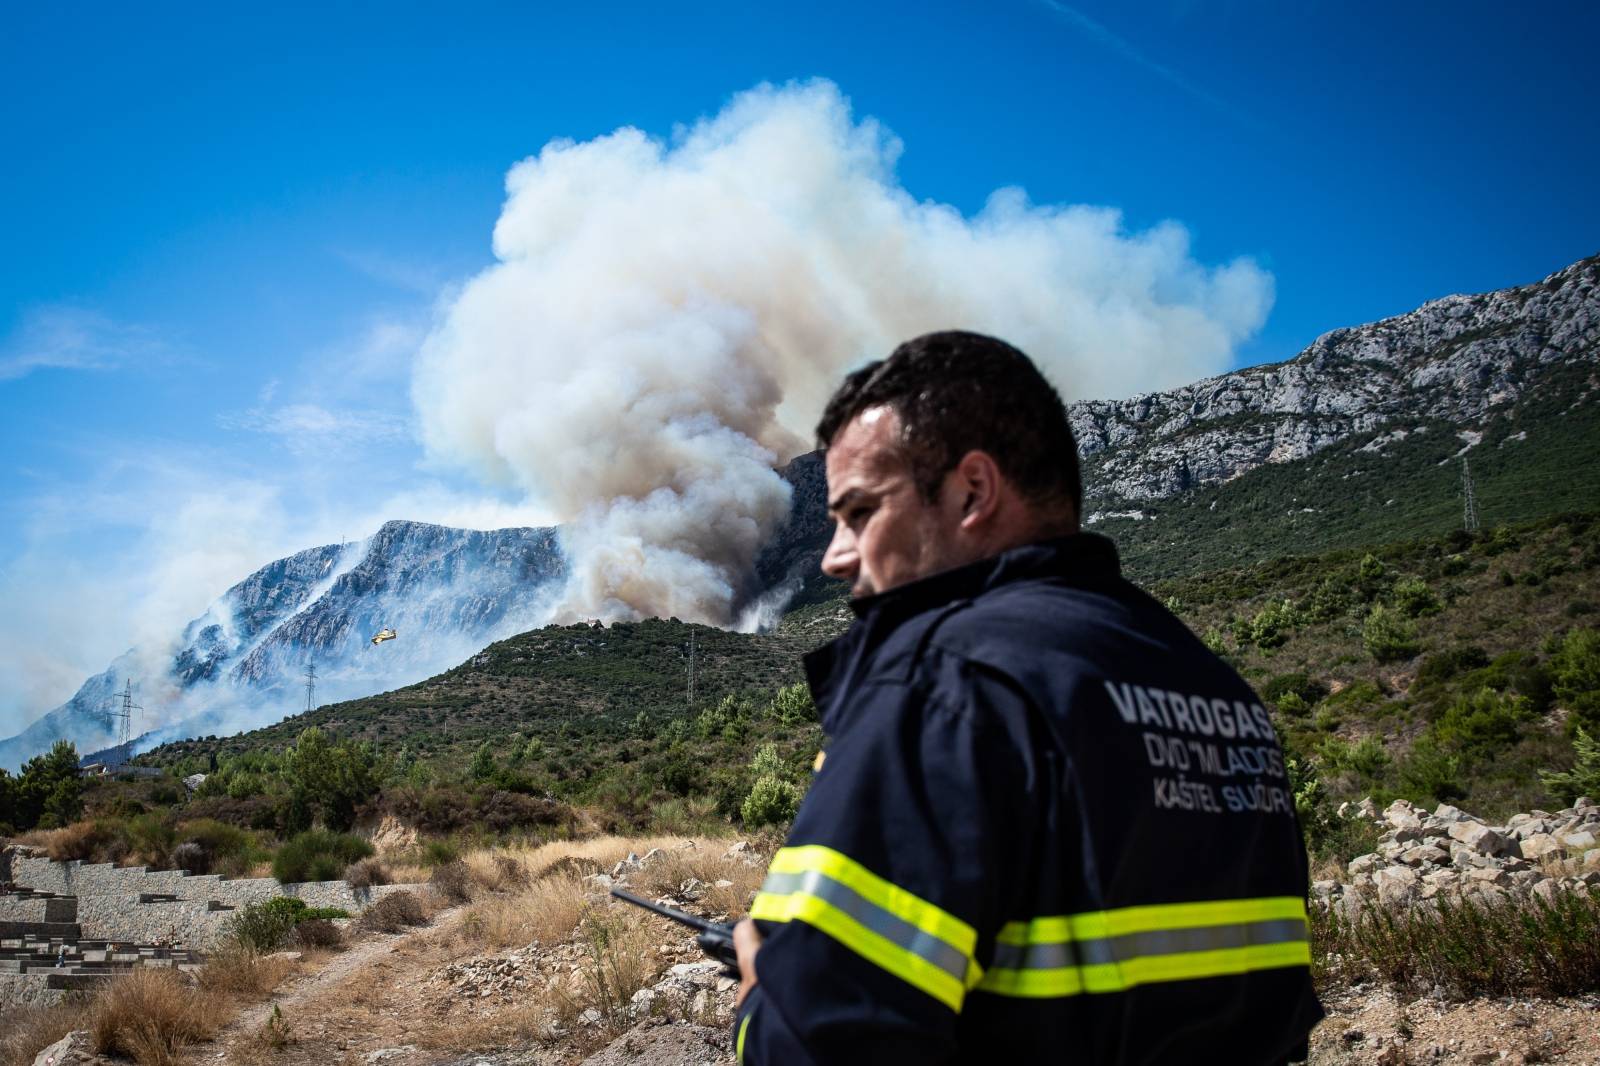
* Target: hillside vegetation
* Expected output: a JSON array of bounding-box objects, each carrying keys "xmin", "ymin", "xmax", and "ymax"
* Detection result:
[
  {"xmin": 1153, "ymin": 511, "xmax": 1600, "ymax": 852},
  {"xmin": 19, "ymin": 512, "xmax": 1587, "ymax": 885},
  {"xmin": 1099, "ymin": 362, "xmax": 1600, "ymax": 580}
]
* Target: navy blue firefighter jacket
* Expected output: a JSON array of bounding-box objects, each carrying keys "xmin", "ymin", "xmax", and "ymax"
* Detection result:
[{"xmin": 733, "ymin": 533, "xmax": 1324, "ymax": 1064}]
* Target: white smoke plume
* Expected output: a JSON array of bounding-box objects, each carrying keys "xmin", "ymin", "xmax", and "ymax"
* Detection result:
[{"xmin": 414, "ymin": 79, "xmax": 1273, "ymax": 625}]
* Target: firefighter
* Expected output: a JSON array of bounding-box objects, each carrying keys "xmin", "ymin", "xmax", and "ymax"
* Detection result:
[{"xmin": 731, "ymin": 332, "xmax": 1323, "ymax": 1063}]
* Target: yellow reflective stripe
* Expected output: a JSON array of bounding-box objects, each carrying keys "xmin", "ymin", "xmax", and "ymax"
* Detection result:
[
  {"xmin": 978, "ymin": 897, "xmax": 1310, "ymax": 999},
  {"xmin": 980, "ymin": 941, "xmax": 1312, "ymax": 997},
  {"xmin": 752, "ymin": 845, "xmax": 980, "ymax": 1011},
  {"xmin": 996, "ymin": 896, "xmax": 1308, "ymax": 944},
  {"xmin": 736, "ymin": 1013, "xmax": 751, "ymax": 1062},
  {"xmin": 766, "ymin": 846, "xmax": 978, "ymax": 955}
]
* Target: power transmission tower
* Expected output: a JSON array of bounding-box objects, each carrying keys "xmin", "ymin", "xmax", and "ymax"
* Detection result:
[
  {"xmin": 304, "ymin": 660, "xmax": 318, "ymax": 713},
  {"xmin": 687, "ymin": 630, "xmax": 696, "ymax": 707},
  {"xmin": 107, "ymin": 680, "xmax": 142, "ymax": 748},
  {"xmin": 1461, "ymin": 457, "xmax": 1480, "ymax": 533}
]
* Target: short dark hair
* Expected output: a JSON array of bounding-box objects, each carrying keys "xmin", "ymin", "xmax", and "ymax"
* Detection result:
[{"xmin": 815, "ymin": 331, "xmax": 1082, "ymax": 514}]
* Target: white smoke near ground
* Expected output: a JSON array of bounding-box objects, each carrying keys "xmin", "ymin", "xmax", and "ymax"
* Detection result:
[{"xmin": 414, "ymin": 78, "xmax": 1273, "ymax": 626}]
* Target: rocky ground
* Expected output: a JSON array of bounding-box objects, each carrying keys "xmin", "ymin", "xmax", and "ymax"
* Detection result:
[
  {"xmin": 1310, "ymin": 987, "xmax": 1600, "ymax": 1065},
  {"xmin": 1316, "ymin": 797, "xmax": 1600, "ymax": 912}
]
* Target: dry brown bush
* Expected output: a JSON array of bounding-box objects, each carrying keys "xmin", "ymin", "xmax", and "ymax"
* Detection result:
[
  {"xmin": 33, "ymin": 820, "xmax": 118, "ymax": 862},
  {"xmin": 358, "ymin": 890, "xmax": 428, "ymax": 933},
  {"xmin": 291, "ymin": 917, "xmax": 344, "ymax": 949},
  {"xmin": 0, "ymin": 1002, "xmax": 84, "ymax": 1066},
  {"xmin": 344, "ymin": 856, "xmax": 392, "ymax": 889},
  {"xmin": 195, "ymin": 945, "xmax": 296, "ymax": 999},
  {"xmin": 537, "ymin": 854, "xmax": 605, "ymax": 881},
  {"xmin": 90, "ymin": 968, "xmax": 215, "ymax": 1066},
  {"xmin": 430, "ymin": 860, "xmax": 474, "ymax": 903}
]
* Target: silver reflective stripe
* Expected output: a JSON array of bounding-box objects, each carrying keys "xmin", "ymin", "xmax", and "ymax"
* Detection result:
[
  {"xmin": 991, "ymin": 917, "xmax": 1308, "ymax": 970},
  {"xmin": 760, "ymin": 869, "xmax": 971, "ymax": 982}
]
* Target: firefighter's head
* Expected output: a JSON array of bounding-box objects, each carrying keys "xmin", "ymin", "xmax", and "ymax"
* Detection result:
[{"xmin": 814, "ymin": 331, "xmax": 1082, "ymax": 598}]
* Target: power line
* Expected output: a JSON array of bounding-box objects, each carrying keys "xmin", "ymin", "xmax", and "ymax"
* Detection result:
[
  {"xmin": 304, "ymin": 660, "xmax": 318, "ymax": 713},
  {"xmin": 687, "ymin": 629, "xmax": 696, "ymax": 707},
  {"xmin": 1461, "ymin": 456, "xmax": 1480, "ymax": 533},
  {"xmin": 105, "ymin": 680, "xmax": 143, "ymax": 749}
]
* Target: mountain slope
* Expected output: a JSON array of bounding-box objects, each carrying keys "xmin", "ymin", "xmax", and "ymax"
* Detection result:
[
  {"xmin": 0, "ymin": 521, "xmax": 564, "ymax": 770},
  {"xmin": 8, "ymin": 254, "xmax": 1598, "ymax": 767}
]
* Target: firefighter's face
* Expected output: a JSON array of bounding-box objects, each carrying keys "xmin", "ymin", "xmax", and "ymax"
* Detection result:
[{"xmin": 821, "ymin": 406, "xmax": 966, "ymax": 598}]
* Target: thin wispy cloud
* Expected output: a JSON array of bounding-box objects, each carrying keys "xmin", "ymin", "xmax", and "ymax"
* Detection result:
[
  {"xmin": 335, "ymin": 248, "xmax": 451, "ymax": 297},
  {"xmin": 218, "ymin": 402, "xmax": 411, "ymax": 451},
  {"xmin": 0, "ymin": 306, "xmax": 168, "ymax": 382},
  {"xmin": 1036, "ymin": 0, "xmax": 1258, "ymax": 127}
]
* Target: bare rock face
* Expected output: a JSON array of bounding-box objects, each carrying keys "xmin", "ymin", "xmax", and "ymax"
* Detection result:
[
  {"xmin": 1073, "ymin": 255, "xmax": 1600, "ymax": 507},
  {"xmin": 1, "ymin": 520, "xmax": 565, "ymax": 770}
]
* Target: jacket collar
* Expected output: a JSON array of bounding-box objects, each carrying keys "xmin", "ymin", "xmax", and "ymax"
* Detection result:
[{"xmin": 803, "ymin": 532, "xmax": 1121, "ymax": 729}]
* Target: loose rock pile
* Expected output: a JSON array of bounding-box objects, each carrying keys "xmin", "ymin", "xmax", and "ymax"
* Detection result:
[{"xmin": 1315, "ymin": 796, "xmax": 1600, "ymax": 912}]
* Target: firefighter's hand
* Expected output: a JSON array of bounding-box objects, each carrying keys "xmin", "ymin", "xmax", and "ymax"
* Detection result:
[{"xmin": 733, "ymin": 918, "xmax": 762, "ymax": 1008}]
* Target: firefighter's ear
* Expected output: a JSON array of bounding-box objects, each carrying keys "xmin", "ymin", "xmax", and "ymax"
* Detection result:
[{"xmin": 950, "ymin": 450, "xmax": 1002, "ymax": 529}]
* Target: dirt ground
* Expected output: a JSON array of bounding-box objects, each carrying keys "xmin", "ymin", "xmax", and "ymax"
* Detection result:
[
  {"xmin": 1308, "ymin": 986, "xmax": 1600, "ymax": 1065},
  {"xmin": 183, "ymin": 905, "xmax": 1597, "ymax": 1066}
]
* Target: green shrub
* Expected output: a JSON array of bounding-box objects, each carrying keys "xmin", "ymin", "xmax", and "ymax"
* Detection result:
[
  {"xmin": 272, "ymin": 829, "xmax": 374, "ymax": 884},
  {"xmin": 1261, "ymin": 673, "xmax": 1330, "ymax": 707},
  {"xmin": 1398, "ymin": 736, "xmax": 1464, "ymax": 803},
  {"xmin": 229, "ymin": 897, "xmax": 309, "ymax": 952},
  {"xmin": 1301, "ymin": 578, "xmax": 1353, "ymax": 622},
  {"xmin": 1357, "ymin": 553, "xmax": 1390, "ymax": 600},
  {"xmin": 1319, "ymin": 735, "xmax": 1392, "ymax": 779},
  {"xmin": 1275, "ymin": 692, "xmax": 1309, "ymax": 717},
  {"xmin": 421, "ymin": 839, "xmax": 459, "ymax": 866},
  {"xmin": 769, "ymin": 683, "xmax": 817, "ymax": 724},
  {"xmin": 1415, "ymin": 645, "xmax": 1490, "ymax": 689},
  {"xmin": 1540, "ymin": 727, "xmax": 1600, "ymax": 807},
  {"xmin": 280, "ymin": 727, "xmax": 384, "ymax": 832},
  {"xmin": 1363, "ymin": 604, "xmax": 1420, "ymax": 663},
  {"xmin": 1325, "ymin": 680, "xmax": 1384, "ymax": 711},
  {"xmin": 1390, "ymin": 577, "xmax": 1441, "ymax": 618},
  {"xmin": 1247, "ymin": 599, "xmax": 1303, "ymax": 649},
  {"xmin": 1460, "ymin": 651, "xmax": 1554, "ymax": 713},
  {"xmin": 741, "ymin": 775, "xmax": 800, "ymax": 828},
  {"xmin": 1550, "ymin": 627, "xmax": 1600, "ymax": 732},
  {"xmin": 1433, "ymin": 688, "xmax": 1532, "ymax": 759}
]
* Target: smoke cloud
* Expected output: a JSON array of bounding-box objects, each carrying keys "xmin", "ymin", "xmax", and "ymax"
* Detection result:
[{"xmin": 414, "ymin": 79, "xmax": 1273, "ymax": 624}]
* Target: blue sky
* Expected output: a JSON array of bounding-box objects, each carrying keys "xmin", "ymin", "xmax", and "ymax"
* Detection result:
[{"xmin": 1, "ymin": 1, "xmax": 1597, "ymax": 729}]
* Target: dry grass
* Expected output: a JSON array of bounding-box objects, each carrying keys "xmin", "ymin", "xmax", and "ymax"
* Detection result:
[
  {"xmin": 628, "ymin": 848, "xmax": 766, "ymax": 919},
  {"xmin": 0, "ymin": 1002, "xmax": 84, "ymax": 1066},
  {"xmin": 453, "ymin": 834, "xmax": 756, "ymax": 953},
  {"xmin": 195, "ymin": 945, "xmax": 297, "ymax": 1000},
  {"xmin": 462, "ymin": 871, "xmax": 589, "ymax": 949},
  {"xmin": 90, "ymin": 968, "xmax": 216, "ymax": 1066},
  {"xmin": 424, "ymin": 906, "xmax": 668, "ymax": 1057}
]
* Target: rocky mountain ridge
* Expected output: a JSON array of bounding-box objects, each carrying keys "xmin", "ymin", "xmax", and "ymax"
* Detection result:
[
  {"xmin": 1071, "ymin": 254, "xmax": 1598, "ymax": 507},
  {"xmin": 0, "ymin": 521, "xmax": 564, "ymax": 770}
]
